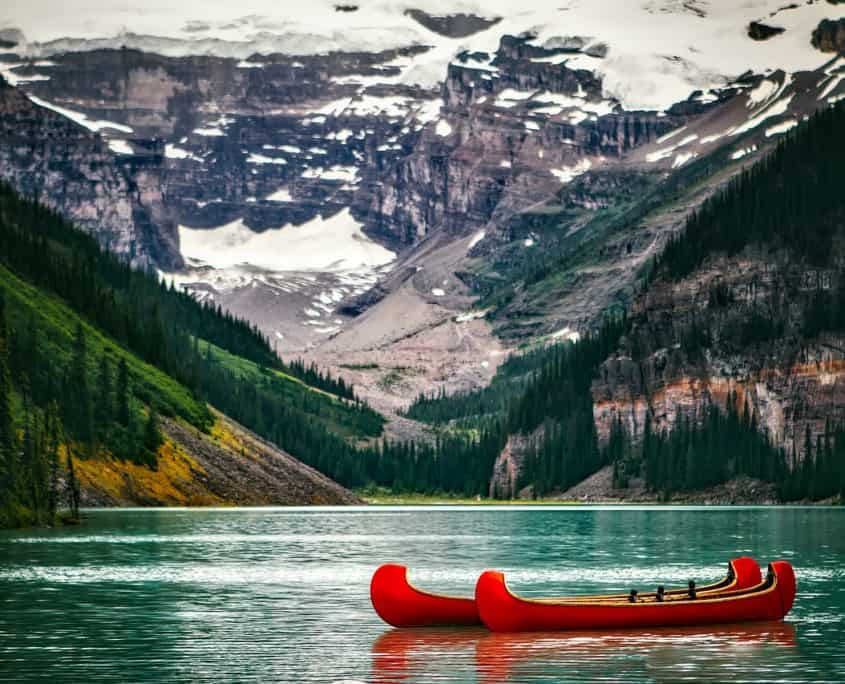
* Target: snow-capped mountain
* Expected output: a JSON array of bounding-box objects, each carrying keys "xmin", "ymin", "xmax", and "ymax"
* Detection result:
[
  {"xmin": 3, "ymin": 0, "xmax": 839, "ymax": 108},
  {"xmin": 1, "ymin": 0, "xmax": 843, "ymax": 379}
]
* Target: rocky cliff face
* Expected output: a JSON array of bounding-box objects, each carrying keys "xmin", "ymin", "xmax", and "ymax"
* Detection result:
[
  {"xmin": 464, "ymin": 63, "xmax": 845, "ymax": 344},
  {"xmin": 363, "ymin": 35, "xmax": 690, "ymax": 248},
  {"xmin": 0, "ymin": 36, "xmax": 696, "ymax": 355},
  {"xmin": 0, "ymin": 45, "xmax": 445, "ymax": 349},
  {"xmin": 812, "ymin": 18, "xmax": 845, "ymax": 53},
  {"xmin": 9, "ymin": 46, "xmax": 436, "ymax": 250},
  {"xmin": 75, "ymin": 409, "xmax": 361, "ymax": 507},
  {"xmin": 592, "ymin": 252, "xmax": 845, "ymax": 458},
  {"xmin": 488, "ymin": 430, "xmax": 537, "ymax": 499},
  {"xmin": 0, "ymin": 76, "xmax": 177, "ymax": 267}
]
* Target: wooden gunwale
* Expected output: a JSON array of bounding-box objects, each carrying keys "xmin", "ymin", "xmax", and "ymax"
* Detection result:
[{"xmin": 502, "ymin": 565, "xmax": 779, "ymax": 608}]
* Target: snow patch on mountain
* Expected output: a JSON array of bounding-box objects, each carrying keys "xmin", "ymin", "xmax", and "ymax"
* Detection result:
[
  {"xmin": 301, "ymin": 166, "xmax": 359, "ymax": 183},
  {"xmin": 165, "ymin": 144, "xmax": 201, "ymax": 161},
  {"xmin": 646, "ymin": 133, "xmax": 699, "ymax": 162},
  {"xmin": 732, "ymin": 93, "xmax": 794, "ymax": 136},
  {"xmin": 494, "ymin": 88, "xmax": 535, "ymax": 109},
  {"xmin": 266, "ymin": 187, "xmax": 293, "ymax": 202},
  {"xmin": 27, "ymin": 95, "xmax": 133, "ymax": 133},
  {"xmin": 435, "ymin": 119, "xmax": 452, "ymax": 137},
  {"xmin": 468, "ymin": 230, "xmax": 486, "ymax": 249},
  {"xmin": 178, "ymin": 208, "xmax": 395, "ymax": 273},
  {"xmin": 731, "ymin": 144, "xmax": 758, "ymax": 161},
  {"xmin": 551, "ymin": 326, "xmax": 581, "ymax": 343},
  {"xmin": 550, "ymin": 158, "xmax": 593, "ymax": 184},
  {"xmin": 193, "ymin": 126, "xmax": 225, "ymax": 137},
  {"xmin": 246, "ymin": 152, "xmax": 287, "ymax": 165},
  {"xmin": 765, "ymin": 118, "xmax": 797, "ymax": 137},
  {"xmin": 0, "ymin": 62, "xmax": 50, "ymax": 86},
  {"xmin": 107, "ymin": 139, "xmax": 133, "ymax": 155}
]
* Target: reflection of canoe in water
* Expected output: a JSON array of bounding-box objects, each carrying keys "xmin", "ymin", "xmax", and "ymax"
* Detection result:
[
  {"xmin": 474, "ymin": 622, "xmax": 797, "ymax": 683},
  {"xmin": 370, "ymin": 622, "xmax": 796, "ymax": 684},
  {"xmin": 474, "ymin": 621, "xmax": 798, "ymax": 663},
  {"xmin": 371, "ymin": 627, "xmax": 489, "ymax": 682},
  {"xmin": 476, "ymin": 561, "xmax": 796, "ymax": 632},
  {"xmin": 370, "ymin": 558, "xmax": 761, "ymax": 627}
]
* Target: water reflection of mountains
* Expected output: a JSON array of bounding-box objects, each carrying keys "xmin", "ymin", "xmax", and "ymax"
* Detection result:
[{"xmin": 371, "ymin": 621, "xmax": 797, "ymax": 683}]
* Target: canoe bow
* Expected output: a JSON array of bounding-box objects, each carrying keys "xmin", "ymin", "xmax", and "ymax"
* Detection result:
[{"xmin": 370, "ymin": 563, "xmax": 481, "ymax": 627}]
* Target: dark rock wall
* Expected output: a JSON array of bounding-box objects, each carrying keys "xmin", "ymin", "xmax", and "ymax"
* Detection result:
[
  {"xmin": 0, "ymin": 77, "xmax": 178, "ymax": 268},
  {"xmin": 592, "ymin": 252, "xmax": 845, "ymax": 458}
]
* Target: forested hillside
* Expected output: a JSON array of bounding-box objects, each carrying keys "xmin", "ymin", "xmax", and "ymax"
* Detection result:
[
  {"xmin": 0, "ymin": 183, "xmax": 381, "ymax": 525},
  {"xmin": 383, "ymin": 319, "xmax": 626, "ymax": 496},
  {"xmin": 398, "ymin": 103, "xmax": 845, "ymax": 502},
  {"xmin": 599, "ymin": 101, "xmax": 845, "ymax": 501}
]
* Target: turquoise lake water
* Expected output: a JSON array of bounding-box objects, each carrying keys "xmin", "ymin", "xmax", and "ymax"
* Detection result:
[{"xmin": 1, "ymin": 506, "xmax": 843, "ymax": 683}]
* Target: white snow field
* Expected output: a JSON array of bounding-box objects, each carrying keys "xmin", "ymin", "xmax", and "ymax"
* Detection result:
[
  {"xmin": 178, "ymin": 208, "xmax": 395, "ymax": 273},
  {"xmin": 2, "ymin": 1, "xmax": 842, "ymax": 111},
  {"xmin": 26, "ymin": 95, "xmax": 133, "ymax": 133}
]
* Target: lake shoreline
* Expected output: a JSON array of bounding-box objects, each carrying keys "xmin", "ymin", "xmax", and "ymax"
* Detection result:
[
  {"xmin": 360, "ymin": 495, "xmax": 843, "ymax": 506},
  {"xmin": 4, "ymin": 497, "xmax": 841, "ymax": 530}
]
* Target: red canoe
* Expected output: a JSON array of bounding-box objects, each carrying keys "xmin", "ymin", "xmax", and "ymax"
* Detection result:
[
  {"xmin": 475, "ymin": 561, "xmax": 796, "ymax": 632},
  {"xmin": 370, "ymin": 564, "xmax": 480, "ymax": 627},
  {"xmin": 370, "ymin": 557, "xmax": 761, "ymax": 628}
]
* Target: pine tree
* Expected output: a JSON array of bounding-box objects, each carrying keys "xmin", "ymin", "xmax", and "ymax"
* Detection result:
[
  {"xmin": 143, "ymin": 405, "xmax": 162, "ymax": 465},
  {"xmin": 46, "ymin": 401, "xmax": 61, "ymax": 519},
  {"xmin": 69, "ymin": 324, "xmax": 93, "ymax": 446},
  {"xmin": 116, "ymin": 358, "xmax": 130, "ymax": 427},
  {"xmin": 22, "ymin": 394, "xmax": 43, "ymax": 517},
  {"xmin": 94, "ymin": 353, "xmax": 114, "ymax": 443},
  {"xmin": 0, "ymin": 294, "xmax": 12, "ymax": 495},
  {"xmin": 66, "ymin": 450, "xmax": 80, "ymax": 521}
]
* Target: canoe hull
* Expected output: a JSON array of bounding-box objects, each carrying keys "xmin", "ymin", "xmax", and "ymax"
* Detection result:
[
  {"xmin": 476, "ymin": 561, "xmax": 795, "ymax": 632},
  {"xmin": 370, "ymin": 563, "xmax": 481, "ymax": 627}
]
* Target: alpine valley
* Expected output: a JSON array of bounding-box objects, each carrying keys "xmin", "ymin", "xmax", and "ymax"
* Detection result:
[{"xmin": 1, "ymin": 0, "xmax": 845, "ymax": 523}]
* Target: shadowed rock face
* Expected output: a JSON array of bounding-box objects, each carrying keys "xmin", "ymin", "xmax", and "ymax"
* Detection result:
[
  {"xmin": 0, "ymin": 28, "xmax": 23, "ymax": 48},
  {"xmin": 11, "ymin": 46, "xmax": 436, "ymax": 254},
  {"xmin": 592, "ymin": 252, "xmax": 845, "ymax": 460},
  {"xmin": 0, "ymin": 76, "xmax": 179, "ymax": 268},
  {"xmin": 362, "ymin": 34, "xmax": 693, "ymax": 250},
  {"xmin": 748, "ymin": 21, "xmax": 785, "ymax": 41},
  {"xmin": 812, "ymin": 18, "xmax": 845, "ymax": 53},
  {"xmin": 404, "ymin": 9, "xmax": 501, "ymax": 38}
]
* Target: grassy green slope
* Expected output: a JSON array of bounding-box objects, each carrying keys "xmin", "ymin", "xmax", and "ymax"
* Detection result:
[
  {"xmin": 0, "ymin": 263, "xmax": 209, "ymax": 429},
  {"xmin": 203, "ymin": 341, "xmax": 383, "ymax": 439}
]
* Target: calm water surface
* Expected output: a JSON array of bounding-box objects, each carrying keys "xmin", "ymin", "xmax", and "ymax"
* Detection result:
[{"xmin": 1, "ymin": 506, "xmax": 843, "ymax": 683}]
